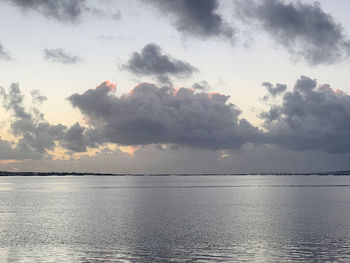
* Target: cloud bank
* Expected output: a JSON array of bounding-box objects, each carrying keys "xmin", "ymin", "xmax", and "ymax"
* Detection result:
[
  {"xmin": 68, "ymin": 81, "xmax": 260, "ymax": 150},
  {"xmin": 236, "ymin": 0, "xmax": 350, "ymax": 65},
  {"xmin": 2, "ymin": 76, "xmax": 350, "ymax": 162}
]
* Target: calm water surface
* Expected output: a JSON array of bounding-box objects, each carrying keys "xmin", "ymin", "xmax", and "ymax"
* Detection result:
[{"xmin": 0, "ymin": 175, "xmax": 349, "ymax": 262}]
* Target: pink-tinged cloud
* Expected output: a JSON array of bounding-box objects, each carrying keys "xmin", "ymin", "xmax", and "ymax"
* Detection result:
[
  {"xmin": 96, "ymin": 81, "xmax": 116, "ymax": 91},
  {"xmin": 0, "ymin": 160, "xmax": 19, "ymax": 165},
  {"xmin": 68, "ymin": 82, "xmax": 260, "ymax": 150}
]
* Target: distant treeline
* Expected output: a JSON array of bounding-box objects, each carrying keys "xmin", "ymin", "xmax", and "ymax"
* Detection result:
[
  {"xmin": 0, "ymin": 171, "xmax": 116, "ymax": 176},
  {"xmin": 0, "ymin": 171, "xmax": 350, "ymax": 176}
]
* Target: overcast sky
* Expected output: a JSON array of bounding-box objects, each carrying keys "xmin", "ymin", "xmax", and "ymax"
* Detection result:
[{"xmin": 1, "ymin": 0, "xmax": 350, "ymax": 173}]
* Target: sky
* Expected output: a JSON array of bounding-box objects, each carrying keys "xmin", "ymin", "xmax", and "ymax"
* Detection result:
[{"xmin": 1, "ymin": 0, "xmax": 350, "ymax": 173}]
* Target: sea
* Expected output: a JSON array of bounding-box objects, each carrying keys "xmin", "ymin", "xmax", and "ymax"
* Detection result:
[{"xmin": 0, "ymin": 175, "xmax": 349, "ymax": 262}]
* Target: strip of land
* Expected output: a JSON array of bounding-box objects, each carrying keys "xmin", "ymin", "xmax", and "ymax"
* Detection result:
[{"xmin": 0, "ymin": 171, "xmax": 349, "ymax": 176}]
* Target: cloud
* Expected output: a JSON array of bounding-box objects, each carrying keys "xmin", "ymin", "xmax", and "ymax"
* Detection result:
[
  {"xmin": 87, "ymin": 7, "xmax": 121, "ymax": 21},
  {"xmin": 0, "ymin": 83, "xmax": 31, "ymax": 120},
  {"xmin": 124, "ymin": 43, "xmax": 198, "ymax": 84},
  {"xmin": 1, "ymin": 84, "xmax": 65, "ymax": 156},
  {"xmin": 0, "ymin": 83, "xmax": 98, "ymax": 161},
  {"xmin": 68, "ymin": 81, "xmax": 261, "ymax": 150},
  {"xmin": 0, "ymin": 136, "xmax": 45, "ymax": 161},
  {"xmin": 261, "ymin": 76, "xmax": 350, "ymax": 153},
  {"xmin": 44, "ymin": 48, "xmax": 82, "ymax": 64},
  {"xmin": 4, "ymin": 0, "xmax": 87, "ymax": 23},
  {"xmin": 262, "ymin": 82, "xmax": 287, "ymax": 97},
  {"xmin": 143, "ymin": 0, "xmax": 234, "ymax": 39},
  {"xmin": 3, "ymin": 80, "xmax": 260, "ymax": 160},
  {"xmin": 192, "ymin": 81, "xmax": 211, "ymax": 91},
  {"xmin": 3, "ymin": 0, "xmax": 121, "ymax": 23},
  {"xmin": 236, "ymin": 0, "xmax": 350, "ymax": 65},
  {"xmin": 30, "ymin": 89, "xmax": 47, "ymax": 105},
  {"xmin": 261, "ymin": 81, "xmax": 287, "ymax": 101},
  {"xmin": 97, "ymin": 35, "xmax": 135, "ymax": 42},
  {"xmin": 62, "ymin": 122, "xmax": 98, "ymax": 152},
  {"xmin": 0, "ymin": 42, "xmax": 11, "ymax": 60},
  {"xmin": 3, "ymin": 76, "xmax": 350, "ymax": 165}
]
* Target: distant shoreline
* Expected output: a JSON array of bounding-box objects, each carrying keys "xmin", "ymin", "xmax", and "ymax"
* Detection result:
[{"xmin": 0, "ymin": 171, "xmax": 350, "ymax": 176}]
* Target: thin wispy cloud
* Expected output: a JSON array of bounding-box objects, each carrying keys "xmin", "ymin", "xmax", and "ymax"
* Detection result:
[
  {"xmin": 87, "ymin": 7, "xmax": 121, "ymax": 21},
  {"xmin": 44, "ymin": 48, "xmax": 82, "ymax": 64},
  {"xmin": 30, "ymin": 89, "xmax": 47, "ymax": 105},
  {"xmin": 192, "ymin": 81, "xmax": 211, "ymax": 91},
  {"xmin": 3, "ymin": 0, "xmax": 121, "ymax": 23},
  {"xmin": 0, "ymin": 42, "xmax": 11, "ymax": 60}
]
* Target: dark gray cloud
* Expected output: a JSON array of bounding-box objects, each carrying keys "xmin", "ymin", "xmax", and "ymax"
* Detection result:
[
  {"xmin": 261, "ymin": 76, "xmax": 350, "ymax": 153},
  {"xmin": 3, "ymin": 0, "xmax": 121, "ymax": 23},
  {"xmin": 68, "ymin": 81, "xmax": 260, "ymax": 150},
  {"xmin": 62, "ymin": 122, "xmax": 97, "ymax": 152},
  {"xmin": 0, "ymin": 137, "xmax": 43, "ymax": 161},
  {"xmin": 261, "ymin": 81, "xmax": 287, "ymax": 101},
  {"xmin": 0, "ymin": 42, "xmax": 10, "ymax": 60},
  {"xmin": 262, "ymin": 82, "xmax": 287, "ymax": 97},
  {"xmin": 236, "ymin": 0, "xmax": 350, "ymax": 65},
  {"xmin": 11, "ymin": 119, "xmax": 66, "ymax": 154},
  {"xmin": 260, "ymin": 105, "xmax": 282, "ymax": 123},
  {"xmin": 4, "ymin": 0, "xmax": 87, "ymax": 23},
  {"xmin": 124, "ymin": 43, "xmax": 198, "ymax": 84},
  {"xmin": 44, "ymin": 48, "xmax": 82, "ymax": 64},
  {"xmin": 143, "ymin": 0, "xmax": 234, "ymax": 39}
]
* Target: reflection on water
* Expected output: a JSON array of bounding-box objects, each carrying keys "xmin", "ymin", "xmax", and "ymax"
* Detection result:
[
  {"xmin": 0, "ymin": 175, "xmax": 350, "ymax": 262},
  {"xmin": 2, "ymin": 239, "xmax": 350, "ymax": 262}
]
